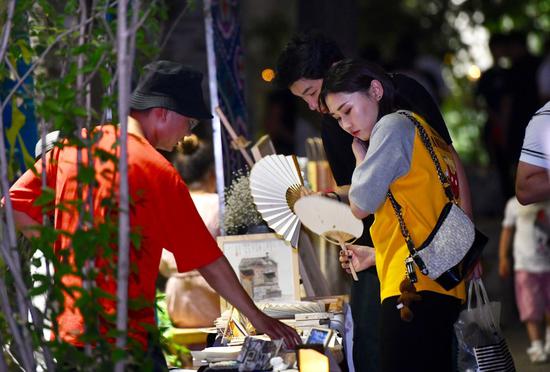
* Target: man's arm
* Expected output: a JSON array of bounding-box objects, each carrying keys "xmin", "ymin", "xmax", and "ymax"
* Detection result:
[
  {"xmin": 516, "ymin": 161, "xmax": 550, "ymax": 205},
  {"xmin": 198, "ymin": 256, "xmax": 301, "ymax": 347},
  {"xmin": 12, "ymin": 210, "xmax": 41, "ymax": 239}
]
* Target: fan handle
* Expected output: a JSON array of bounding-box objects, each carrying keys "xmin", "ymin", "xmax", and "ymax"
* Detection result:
[
  {"xmin": 323, "ymin": 231, "xmax": 359, "ymax": 281},
  {"xmin": 338, "ymin": 241, "xmax": 359, "ymax": 281}
]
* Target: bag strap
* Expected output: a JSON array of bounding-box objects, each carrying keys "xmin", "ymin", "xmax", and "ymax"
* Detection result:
[
  {"xmin": 387, "ymin": 190, "xmax": 428, "ymax": 276},
  {"xmin": 386, "ymin": 111, "xmax": 455, "ymax": 277},
  {"xmin": 399, "ymin": 111, "xmax": 456, "ymax": 202}
]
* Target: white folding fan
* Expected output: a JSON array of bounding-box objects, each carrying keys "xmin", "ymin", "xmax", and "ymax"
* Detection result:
[
  {"xmin": 294, "ymin": 195, "xmax": 363, "ymax": 281},
  {"xmin": 249, "ymin": 154, "xmax": 304, "ymax": 248}
]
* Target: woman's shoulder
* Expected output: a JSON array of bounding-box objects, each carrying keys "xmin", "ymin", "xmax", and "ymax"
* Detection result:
[{"xmin": 374, "ymin": 111, "xmax": 413, "ymax": 134}]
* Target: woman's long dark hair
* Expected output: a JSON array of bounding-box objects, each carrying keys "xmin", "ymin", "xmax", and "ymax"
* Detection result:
[
  {"xmin": 319, "ymin": 59, "xmax": 396, "ymax": 120},
  {"xmin": 319, "ymin": 59, "xmax": 448, "ymax": 136}
]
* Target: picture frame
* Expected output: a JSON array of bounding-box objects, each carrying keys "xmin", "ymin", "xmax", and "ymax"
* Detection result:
[
  {"xmin": 217, "ymin": 233, "xmax": 300, "ymax": 309},
  {"xmin": 250, "ymin": 134, "xmax": 276, "ymax": 162}
]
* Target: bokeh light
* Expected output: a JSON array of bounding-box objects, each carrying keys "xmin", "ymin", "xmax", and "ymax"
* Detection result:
[
  {"xmin": 467, "ymin": 64, "xmax": 481, "ymax": 81},
  {"xmin": 261, "ymin": 68, "xmax": 275, "ymax": 82}
]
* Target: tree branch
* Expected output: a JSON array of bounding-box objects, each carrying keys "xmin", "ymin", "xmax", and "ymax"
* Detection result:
[
  {"xmin": 115, "ymin": 0, "xmax": 131, "ymax": 369},
  {"xmin": 0, "ymin": 274, "xmax": 34, "ymax": 371},
  {"xmin": 158, "ymin": 2, "xmax": 190, "ymax": 54},
  {"xmin": 0, "ymin": 0, "xmax": 16, "ymax": 63},
  {"xmin": 0, "ymin": 9, "xmax": 102, "ymax": 112}
]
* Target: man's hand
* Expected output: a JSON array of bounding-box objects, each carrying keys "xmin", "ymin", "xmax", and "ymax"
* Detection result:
[
  {"xmin": 199, "ymin": 256, "xmax": 301, "ymax": 349},
  {"xmin": 248, "ymin": 311, "xmax": 302, "ymax": 349},
  {"xmin": 339, "ymin": 244, "xmax": 375, "ymax": 273}
]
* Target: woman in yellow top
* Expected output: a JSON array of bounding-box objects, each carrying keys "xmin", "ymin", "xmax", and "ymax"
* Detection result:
[{"xmin": 319, "ymin": 59, "xmax": 467, "ymax": 372}]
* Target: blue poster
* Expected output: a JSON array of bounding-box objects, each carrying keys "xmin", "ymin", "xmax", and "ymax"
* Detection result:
[
  {"xmin": 1, "ymin": 59, "xmax": 38, "ymax": 180},
  {"xmin": 211, "ymin": 0, "xmax": 249, "ymax": 184}
]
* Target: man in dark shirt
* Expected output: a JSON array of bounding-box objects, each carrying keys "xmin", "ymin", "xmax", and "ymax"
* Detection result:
[
  {"xmin": 277, "ymin": 32, "xmax": 472, "ymax": 372},
  {"xmin": 277, "ymin": 32, "xmax": 380, "ymax": 372}
]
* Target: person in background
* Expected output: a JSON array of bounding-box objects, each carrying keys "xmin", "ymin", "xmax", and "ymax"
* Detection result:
[
  {"xmin": 319, "ymin": 59, "xmax": 466, "ymax": 371},
  {"xmin": 7, "ymin": 60, "xmax": 301, "ymax": 369},
  {"xmin": 537, "ymin": 39, "xmax": 550, "ymax": 104},
  {"xmin": 516, "ymin": 101, "xmax": 550, "ymax": 205},
  {"xmin": 507, "ymin": 31, "xmax": 542, "ymax": 176},
  {"xmin": 475, "ymin": 33, "xmax": 514, "ymax": 201},
  {"xmin": 262, "ymin": 89, "xmax": 297, "ymax": 155},
  {"xmin": 159, "ymin": 135, "xmax": 221, "ymax": 329},
  {"xmin": 499, "ymin": 196, "xmax": 550, "ymax": 363}
]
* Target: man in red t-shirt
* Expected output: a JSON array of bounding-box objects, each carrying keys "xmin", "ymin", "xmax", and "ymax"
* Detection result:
[{"xmin": 8, "ymin": 61, "xmax": 300, "ymax": 366}]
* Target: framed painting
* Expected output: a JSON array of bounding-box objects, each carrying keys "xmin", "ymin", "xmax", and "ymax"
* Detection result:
[{"xmin": 217, "ymin": 233, "xmax": 300, "ymax": 307}]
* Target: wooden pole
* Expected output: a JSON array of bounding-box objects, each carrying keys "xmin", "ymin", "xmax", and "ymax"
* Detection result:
[{"xmin": 215, "ymin": 106, "xmax": 254, "ymax": 168}]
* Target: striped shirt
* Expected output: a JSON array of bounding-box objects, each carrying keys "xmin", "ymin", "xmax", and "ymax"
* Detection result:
[{"xmin": 520, "ymin": 101, "xmax": 550, "ymax": 169}]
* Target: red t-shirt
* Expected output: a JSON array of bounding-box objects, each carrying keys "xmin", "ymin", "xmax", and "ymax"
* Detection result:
[{"xmin": 9, "ymin": 125, "xmax": 223, "ymax": 347}]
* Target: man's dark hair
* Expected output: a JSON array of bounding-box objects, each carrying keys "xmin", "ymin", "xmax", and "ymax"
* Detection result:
[{"xmin": 276, "ymin": 31, "xmax": 344, "ymax": 88}]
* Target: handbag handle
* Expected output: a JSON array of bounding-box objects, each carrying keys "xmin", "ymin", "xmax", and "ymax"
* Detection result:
[
  {"xmin": 468, "ymin": 278, "xmax": 500, "ymax": 331},
  {"xmin": 467, "ymin": 278, "xmax": 488, "ymax": 310}
]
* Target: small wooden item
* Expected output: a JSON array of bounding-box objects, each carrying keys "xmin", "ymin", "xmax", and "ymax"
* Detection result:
[
  {"xmin": 250, "ymin": 134, "xmax": 276, "ymax": 162},
  {"xmin": 215, "ymin": 106, "xmax": 254, "ymax": 167},
  {"xmin": 293, "ymin": 195, "xmax": 363, "ymax": 281}
]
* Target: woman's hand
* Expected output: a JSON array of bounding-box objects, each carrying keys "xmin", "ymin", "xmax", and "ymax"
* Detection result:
[
  {"xmin": 299, "ymin": 186, "xmax": 313, "ymax": 197},
  {"xmin": 339, "ymin": 244, "xmax": 375, "ymax": 273},
  {"xmin": 351, "ymin": 138, "xmax": 368, "ymax": 165},
  {"xmin": 468, "ymin": 260, "xmax": 484, "ymax": 280}
]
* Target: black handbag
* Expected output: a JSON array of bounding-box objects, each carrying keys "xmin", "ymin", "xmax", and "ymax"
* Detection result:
[{"xmin": 388, "ymin": 112, "xmax": 488, "ymax": 290}]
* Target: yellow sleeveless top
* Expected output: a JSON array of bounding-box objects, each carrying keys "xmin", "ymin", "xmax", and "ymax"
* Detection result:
[{"xmin": 372, "ymin": 112, "xmax": 466, "ymax": 302}]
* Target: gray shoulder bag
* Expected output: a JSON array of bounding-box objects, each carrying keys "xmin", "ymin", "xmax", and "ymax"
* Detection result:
[{"xmin": 387, "ymin": 111, "xmax": 488, "ymax": 290}]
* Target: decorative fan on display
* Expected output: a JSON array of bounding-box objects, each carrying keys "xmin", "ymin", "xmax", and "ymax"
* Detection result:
[
  {"xmin": 294, "ymin": 195, "xmax": 363, "ymax": 281},
  {"xmin": 249, "ymin": 154, "xmax": 305, "ymax": 248}
]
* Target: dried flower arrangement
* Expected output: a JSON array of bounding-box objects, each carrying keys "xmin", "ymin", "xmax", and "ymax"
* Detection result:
[{"xmin": 223, "ymin": 170, "xmax": 264, "ymax": 235}]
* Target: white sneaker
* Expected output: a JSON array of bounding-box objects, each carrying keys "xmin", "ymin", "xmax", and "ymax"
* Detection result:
[
  {"xmin": 527, "ymin": 345, "xmax": 548, "ymax": 363},
  {"xmin": 545, "ymin": 340, "xmax": 550, "ymax": 355}
]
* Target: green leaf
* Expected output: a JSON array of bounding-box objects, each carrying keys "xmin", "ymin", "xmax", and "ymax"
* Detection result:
[
  {"xmin": 6, "ymin": 100, "xmax": 26, "ymax": 160},
  {"xmin": 28, "ymin": 284, "xmax": 49, "ymax": 297},
  {"xmin": 111, "ymin": 348, "xmax": 127, "ymax": 363},
  {"xmin": 76, "ymin": 165, "xmax": 96, "ymax": 185},
  {"xmin": 33, "ymin": 187, "xmax": 55, "ymax": 207},
  {"xmin": 16, "ymin": 39, "xmax": 32, "ymax": 64}
]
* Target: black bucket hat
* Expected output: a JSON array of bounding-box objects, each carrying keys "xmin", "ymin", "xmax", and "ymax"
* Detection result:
[{"xmin": 130, "ymin": 60, "xmax": 213, "ymax": 119}]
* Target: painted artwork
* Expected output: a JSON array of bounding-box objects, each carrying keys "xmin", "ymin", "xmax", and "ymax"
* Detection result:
[{"xmin": 218, "ymin": 233, "xmax": 300, "ymax": 303}]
